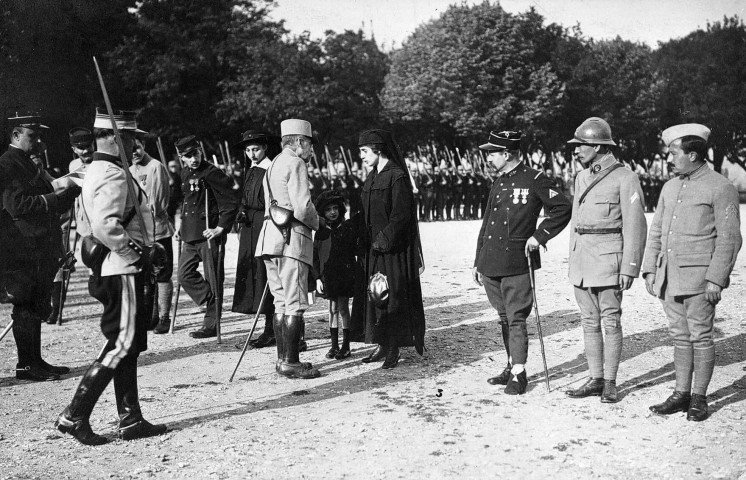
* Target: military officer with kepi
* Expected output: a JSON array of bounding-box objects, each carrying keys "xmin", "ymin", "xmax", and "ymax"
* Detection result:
[
  {"xmin": 174, "ymin": 135, "xmax": 240, "ymax": 338},
  {"xmin": 565, "ymin": 117, "xmax": 647, "ymax": 403},
  {"xmin": 644, "ymin": 124, "xmax": 741, "ymax": 421},
  {"xmin": 472, "ymin": 130, "xmax": 572, "ymax": 395}
]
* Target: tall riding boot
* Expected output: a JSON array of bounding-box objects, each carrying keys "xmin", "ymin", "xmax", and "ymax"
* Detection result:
[
  {"xmin": 274, "ymin": 313, "xmax": 285, "ymax": 372},
  {"xmin": 153, "ymin": 281, "xmax": 172, "ymax": 334},
  {"xmin": 46, "ymin": 281, "xmax": 62, "ymax": 324},
  {"xmin": 298, "ymin": 320, "xmax": 308, "ymax": 352},
  {"xmin": 55, "ymin": 361, "xmax": 115, "ymax": 445},
  {"xmin": 335, "ymin": 328, "xmax": 351, "ymax": 360},
  {"xmin": 113, "ymin": 356, "xmax": 168, "ymax": 440},
  {"xmin": 33, "ymin": 312, "xmax": 69, "ymax": 375},
  {"xmin": 13, "ymin": 309, "xmax": 58, "ymax": 381},
  {"xmin": 487, "ymin": 321, "xmax": 512, "ymax": 385},
  {"xmin": 381, "ymin": 336, "xmax": 400, "ymax": 369},
  {"xmin": 278, "ymin": 315, "xmax": 320, "ymax": 379},
  {"xmin": 250, "ymin": 314, "xmax": 276, "ymax": 349}
]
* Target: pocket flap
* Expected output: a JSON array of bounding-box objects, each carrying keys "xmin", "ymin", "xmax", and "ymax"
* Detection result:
[
  {"xmin": 593, "ymin": 193, "xmax": 620, "ymax": 204},
  {"xmin": 597, "ymin": 239, "xmax": 623, "ymax": 254},
  {"xmin": 677, "ymin": 252, "xmax": 711, "ymax": 267}
]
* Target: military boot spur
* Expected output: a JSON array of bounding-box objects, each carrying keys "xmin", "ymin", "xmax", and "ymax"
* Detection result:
[
  {"xmin": 487, "ymin": 363, "xmax": 512, "ymax": 386},
  {"xmin": 55, "ymin": 411, "xmax": 108, "ymax": 446},
  {"xmin": 565, "ymin": 378, "xmax": 604, "ymax": 398},
  {"xmin": 649, "ymin": 391, "xmax": 691, "ymax": 415}
]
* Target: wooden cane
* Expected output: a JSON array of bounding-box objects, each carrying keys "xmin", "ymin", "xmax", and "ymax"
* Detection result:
[{"xmin": 229, "ymin": 283, "xmax": 270, "ymax": 382}]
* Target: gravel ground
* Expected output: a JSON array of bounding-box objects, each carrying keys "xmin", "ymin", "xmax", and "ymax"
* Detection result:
[{"xmin": 1, "ymin": 208, "xmax": 745, "ymax": 480}]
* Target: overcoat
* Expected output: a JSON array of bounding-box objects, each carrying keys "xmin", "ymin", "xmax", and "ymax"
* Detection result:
[
  {"xmin": 232, "ymin": 158, "xmax": 274, "ymax": 314},
  {"xmin": 642, "ymin": 165, "xmax": 742, "ymax": 297},
  {"xmin": 355, "ymin": 160, "xmax": 425, "ymax": 351}
]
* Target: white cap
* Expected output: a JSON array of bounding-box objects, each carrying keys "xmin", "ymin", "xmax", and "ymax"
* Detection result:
[
  {"xmin": 280, "ymin": 119, "xmax": 315, "ymax": 144},
  {"xmin": 661, "ymin": 123, "xmax": 710, "ymax": 146}
]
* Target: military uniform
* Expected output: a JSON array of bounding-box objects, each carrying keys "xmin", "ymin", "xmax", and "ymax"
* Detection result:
[{"xmin": 644, "ymin": 123, "xmax": 742, "ymax": 421}]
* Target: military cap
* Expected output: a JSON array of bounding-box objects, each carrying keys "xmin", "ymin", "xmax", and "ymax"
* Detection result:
[
  {"xmin": 175, "ymin": 135, "xmax": 201, "ymax": 156},
  {"xmin": 233, "ymin": 129, "xmax": 280, "ymax": 150},
  {"xmin": 93, "ymin": 108, "xmax": 147, "ymax": 133},
  {"xmin": 69, "ymin": 127, "xmax": 93, "ymax": 147},
  {"xmin": 7, "ymin": 112, "xmax": 49, "ymax": 130},
  {"xmin": 280, "ymin": 119, "xmax": 316, "ymax": 144},
  {"xmin": 661, "ymin": 123, "xmax": 711, "ymax": 147},
  {"xmin": 479, "ymin": 130, "xmax": 522, "ymax": 151}
]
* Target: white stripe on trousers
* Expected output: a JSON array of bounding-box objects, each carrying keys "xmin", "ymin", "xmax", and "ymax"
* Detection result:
[{"xmin": 101, "ymin": 274, "xmax": 137, "ymax": 369}]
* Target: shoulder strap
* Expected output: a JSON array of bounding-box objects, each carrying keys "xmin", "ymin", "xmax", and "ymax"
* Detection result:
[
  {"xmin": 578, "ymin": 163, "xmax": 623, "ymax": 205},
  {"xmin": 265, "ymin": 156, "xmax": 278, "ymax": 205}
]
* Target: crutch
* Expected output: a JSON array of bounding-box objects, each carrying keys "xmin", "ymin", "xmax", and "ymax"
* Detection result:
[
  {"xmin": 169, "ymin": 238, "xmax": 183, "ymax": 334},
  {"xmin": 229, "ymin": 283, "xmax": 270, "ymax": 382},
  {"xmin": 527, "ymin": 254, "xmax": 551, "ymax": 392}
]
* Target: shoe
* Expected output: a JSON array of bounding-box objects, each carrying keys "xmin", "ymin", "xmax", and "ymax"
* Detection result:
[
  {"xmin": 153, "ymin": 316, "xmax": 171, "ymax": 334},
  {"xmin": 504, "ymin": 371, "xmax": 527, "ymax": 395},
  {"xmin": 566, "ymin": 378, "xmax": 604, "ymax": 398},
  {"xmin": 16, "ymin": 365, "xmax": 59, "ymax": 382},
  {"xmin": 487, "ymin": 363, "xmax": 512, "ymax": 386},
  {"xmin": 335, "ymin": 345, "xmax": 351, "ymax": 360},
  {"xmin": 55, "ymin": 414, "xmax": 108, "ymax": 446},
  {"xmin": 39, "ymin": 360, "xmax": 70, "ymax": 375},
  {"xmin": 325, "ymin": 347, "xmax": 340, "ymax": 359},
  {"xmin": 361, "ymin": 344, "xmax": 386, "ymax": 363},
  {"xmin": 686, "ymin": 394, "xmax": 709, "ymax": 422},
  {"xmin": 119, "ymin": 418, "xmax": 168, "ymax": 440},
  {"xmin": 277, "ymin": 361, "xmax": 321, "ymax": 379},
  {"xmin": 600, "ymin": 380, "xmax": 618, "ymax": 403},
  {"xmin": 649, "ymin": 391, "xmax": 691, "ymax": 415},
  {"xmin": 189, "ymin": 328, "xmax": 216, "ymax": 339},
  {"xmin": 250, "ymin": 332, "xmax": 276, "ymax": 349},
  {"xmin": 381, "ymin": 345, "xmax": 400, "ymax": 369}
]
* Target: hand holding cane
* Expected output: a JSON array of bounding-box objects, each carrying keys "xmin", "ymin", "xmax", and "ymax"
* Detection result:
[
  {"xmin": 527, "ymin": 254, "xmax": 551, "ymax": 392},
  {"xmin": 229, "ymin": 283, "xmax": 270, "ymax": 382}
]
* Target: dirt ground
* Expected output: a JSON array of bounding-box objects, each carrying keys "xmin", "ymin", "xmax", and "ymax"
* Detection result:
[{"xmin": 1, "ymin": 208, "xmax": 746, "ymax": 480}]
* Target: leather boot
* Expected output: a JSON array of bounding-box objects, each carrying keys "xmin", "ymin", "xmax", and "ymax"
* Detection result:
[
  {"xmin": 153, "ymin": 315, "xmax": 171, "ymax": 334},
  {"xmin": 600, "ymin": 380, "xmax": 618, "ymax": 403},
  {"xmin": 249, "ymin": 315, "xmax": 276, "ymax": 349},
  {"xmin": 381, "ymin": 338, "xmax": 400, "ymax": 370},
  {"xmin": 487, "ymin": 362, "xmax": 512, "ymax": 386},
  {"xmin": 114, "ymin": 357, "xmax": 168, "ymax": 440},
  {"xmin": 504, "ymin": 370, "xmax": 528, "ymax": 395},
  {"xmin": 298, "ymin": 320, "xmax": 308, "ymax": 352},
  {"xmin": 335, "ymin": 328, "xmax": 351, "ymax": 360},
  {"xmin": 33, "ymin": 318, "xmax": 70, "ymax": 375},
  {"xmin": 686, "ymin": 394, "xmax": 709, "ymax": 422},
  {"xmin": 46, "ymin": 281, "xmax": 62, "ymax": 324},
  {"xmin": 362, "ymin": 343, "xmax": 387, "ymax": 363},
  {"xmin": 55, "ymin": 361, "xmax": 114, "ymax": 445},
  {"xmin": 154, "ymin": 281, "xmax": 173, "ymax": 333},
  {"xmin": 274, "ymin": 313, "xmax": 285, "ymax": 372},
  {"xmin": 649, "ymin": 391, "xmax": 691, "ymax": 415},
  {"xmin": 14, "ymin": 309, "xmax": 59, "ymax": 381},
  {"xmin": 277, "ymin": 315, "xmax": 320, "ymax": 379},
  {"xmin": 565, "ymin": 378, "xmax": 604, "ymax": 398},
  {"xmin": 326, "ymin": 328, "xmax": 340, "ymax": 359}
]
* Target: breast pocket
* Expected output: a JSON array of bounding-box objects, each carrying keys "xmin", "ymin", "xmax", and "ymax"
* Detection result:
[{"xmin": 590, "ymin": 193, "xmax": 620, "ymax": 218}]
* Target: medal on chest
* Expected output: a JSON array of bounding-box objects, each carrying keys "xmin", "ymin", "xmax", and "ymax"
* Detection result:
[
  {"xmin": 139, "ymin": 174, "xmax": 147, "ymax": 187},
  {"xmin": 511, "ymin": 188, "xmax": 529, "ymax": 204},
  {"xmin": 189, "ymin": 178, "xmax": 201, "ymax": 192}
]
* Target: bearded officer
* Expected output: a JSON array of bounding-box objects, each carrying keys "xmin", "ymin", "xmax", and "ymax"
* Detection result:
[
  {"xmin": 472, "ymin": 130, "xmax": 571, "ymax": 394},
  {"xmin": 644, "ymin": 124, "xmax": 741, "ymax": 421},
  {"xmin": 256, "ymin": 119, "xmax": 321, "ymax": 379},
  {"xmin": 565, "ymin": 117, "xmax": 647, "ymax": 403},
  {"xmin": 56, "ymin": 110, "xmax": 167, "ymax": 444},
  {"xmin": 0, "ymin": 113, "xmax": 80, "ymax": 380}
]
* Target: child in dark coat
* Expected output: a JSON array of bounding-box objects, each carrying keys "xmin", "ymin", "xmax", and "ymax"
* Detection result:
[{"xmin": 312, "ymin": 190, "xmax": 358, "ymax": 360}]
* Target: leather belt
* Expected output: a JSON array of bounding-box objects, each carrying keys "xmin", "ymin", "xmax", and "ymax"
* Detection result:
[{"xmin": 575, "ymin": 227, "xmax": 622, "ymax": 234}]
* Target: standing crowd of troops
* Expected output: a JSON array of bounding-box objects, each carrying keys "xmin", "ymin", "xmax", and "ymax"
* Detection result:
[{"xmin": 0, "ymin": 103, "xmax": 741, "ymax": 447}]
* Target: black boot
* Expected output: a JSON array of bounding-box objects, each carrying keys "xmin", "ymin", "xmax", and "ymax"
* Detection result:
[
  {"xmin": 649, "ymin": 391, "xmax": 691, "ymax": 415},
  {"xmin": 249, "ymin": 315, "xmax": 276, "ymax": 349},
  {"xmin": 33, "ymin": 312, "xmax": 70, "ymax": 375},
  {"xmin": 565, "ymin": 378, "xmax": 604, "ymax": 398},
  {"xmin": 335, "ymin": 328, "xmax": 351, "ymax": 360},
  {"xmin": 326, "ymin": 328, "xmax": 340, "ymax": 359},
  {"xmin": 298, "ymin": 320, "xmax": 308, "ymax": 352},
  {"xmin": 277, "ymin": 315, "xmax": 320, "ymax": 379},
  {"xmin": 686, "ymin": 394, "xmax": 709, "ymax": 422},
  {"xmin": 600, "ymin": 380, "xmax": 619, "ymax": 403},
  {"xmin": 381, "ymin": 338, "xmax": 400, "ymax": 370},
  {"xmin": 114, "ymin": 356, "xmax": 168, "ymax": 440},
  {"xmin": 504, "ymin": 370, "xmax": 528, "ymax": 395},
  {"xmin": 273, "ymin": 313, "xmax": 285, "ymax": 372},
  {"xmin": 487, "ymin": 362, "xmax": 512, "ymax": 386},
  {"xmin": 362, "ymin": 343, "xmax": 387, "ymax": 363},
  {"xmin": 46, "ymin": 281, "xmax": 62, "ymax": 324},
  {"xmin": 14, "ymin": 309, "xmax": 59, "ymax": 381},
  {"xmin": 153, "ymin": 315, "xmax": 171, "ymax": 335},
  {"xmin": 55, "ymin": 361, "xmax": 114, "ymax": 445}
]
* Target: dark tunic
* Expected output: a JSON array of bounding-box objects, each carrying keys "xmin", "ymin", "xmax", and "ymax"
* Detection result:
[
  {"xmin": 179, "ymin": 161, "xmax": 239, "ymax": 244},
  {"xmin": 356, "ymin": 161, "xmax": 425, "ymax": 351},
  {"xmin": 312, "ymin": 218, "xmax": 357, "ymax": 299},
  {"xmin": 232, "ymin": 163, "xmax": 274, "ymax": 314}
]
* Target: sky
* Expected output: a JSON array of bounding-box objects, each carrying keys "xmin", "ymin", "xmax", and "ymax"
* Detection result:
[{"xmin": 269, "ymin": 0, "xmax": 746, "ymax": 50}]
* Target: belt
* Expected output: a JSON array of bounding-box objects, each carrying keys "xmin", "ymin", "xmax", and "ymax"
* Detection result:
[{"xmin": 575, "ymin": 227, "xmax": 622, "ymax": 234}]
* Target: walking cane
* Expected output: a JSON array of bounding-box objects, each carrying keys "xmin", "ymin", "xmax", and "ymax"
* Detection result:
[
  {"xmin": 0, "ymin": 320, "xmax": 13, "ymax": 343},
  {"xmin": 229, "ymin": 283, "xmax": 270, "ymax": 382},
  {"xmin": 203, "ymin": 192, "xmax": 222, "ymax": 344},
  {"xmin": 169, "ymin": 238, "xmax": 182, "ymax": 334},
  {"xmin": 527, "ymin": 254, "xmax": 551, "ymax": 392}
]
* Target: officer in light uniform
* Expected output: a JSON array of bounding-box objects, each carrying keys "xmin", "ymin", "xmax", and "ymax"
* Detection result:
[
  {"xmin": 472, "ymin": 130, "xmax": 572, "ymax": 395},
  {"xmin": 566, "ymin": 117, "xmax": 647, "ymax": 403},
  {"xmin": 644, "ymin": 124, "xmax": 741, "ymax": 421}
]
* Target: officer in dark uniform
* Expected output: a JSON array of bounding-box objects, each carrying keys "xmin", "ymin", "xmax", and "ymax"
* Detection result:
[
  {"xmin": 0, "ymin": 113, "xmax": 79, "ymax": 381},
  {"xmin": 472, "ymin": 130, "xmax": 571, "ymax": 395},
  {"xmin": 174, "ymin": 136, "xmax": 240, "ymax": 338}
]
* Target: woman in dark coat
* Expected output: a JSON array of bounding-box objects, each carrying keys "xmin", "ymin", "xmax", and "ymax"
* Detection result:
[
  {"xmin": 356, "ymin": 129, "xmax": 425, "ymax": 369},
  {"xmin": 231, "ymin": 130, "xmax": 280, "ymax": 348}
]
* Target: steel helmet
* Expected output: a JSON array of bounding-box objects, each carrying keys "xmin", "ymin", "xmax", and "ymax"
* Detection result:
[{"xmin": 567, "ymin": 117, "xmax": 616, "ymax": 146}]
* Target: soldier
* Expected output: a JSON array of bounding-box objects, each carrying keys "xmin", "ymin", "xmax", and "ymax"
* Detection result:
[
  {"xmin": 256, "ymin": 119, "xmax": 321, "ymax": 379},
  {"xmin": 174, "ymin": 136, "xmax": 240, "ymax": 338},
  {"xmin": 131, "ymin": 137, "xmax": 175, "ymax": 334},
  {"xmin": 56, "ymin": 110, "xmax": 167, "ymax": 444},
  {"xmin": 0, "ymin": 113, "xmax": 79, "ymax": 381},
  {"xmin": 472, "ymin": 130, "xmax": 571, "ymax": 395},
  {"xmin": 565, "ymin": 117, "xmax": 647, "ymax": 403},
  {"xmin": 644, "ymin": 124, "xmax": 742, "ymax": 421}
]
